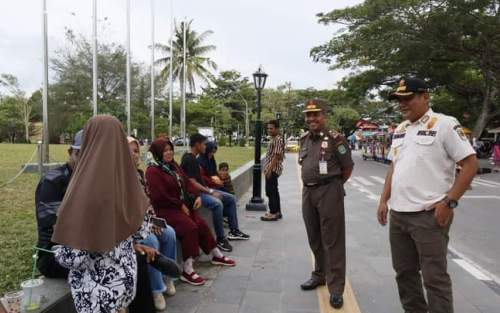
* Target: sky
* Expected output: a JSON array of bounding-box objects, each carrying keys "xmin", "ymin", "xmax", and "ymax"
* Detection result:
[{"xmin": 0, "ymin": 0, "xmax": 361, "ymax": 94}]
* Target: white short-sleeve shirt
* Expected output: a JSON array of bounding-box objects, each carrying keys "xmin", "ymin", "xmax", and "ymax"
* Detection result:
[{"xmin": 388, "ymin": 109, "xmax": 476, "ymax": 212}]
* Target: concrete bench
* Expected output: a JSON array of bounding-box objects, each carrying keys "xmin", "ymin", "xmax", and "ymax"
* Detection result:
[{"xmin": 5, "ymin": 158, "xmax": 258, "ymax": 313}]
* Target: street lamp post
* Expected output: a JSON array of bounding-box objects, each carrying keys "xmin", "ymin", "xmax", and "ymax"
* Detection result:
[{"xmin": 246, "ymin": 66, "xmax": 268, "ymax": 211}]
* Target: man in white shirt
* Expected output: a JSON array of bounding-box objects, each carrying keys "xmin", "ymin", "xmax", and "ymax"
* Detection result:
[{"xmin": 377, "ymin": 78, "xmax": 478, "ymax": 313}]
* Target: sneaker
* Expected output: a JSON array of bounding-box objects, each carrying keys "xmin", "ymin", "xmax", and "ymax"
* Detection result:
[
  {"xmin": 180, "ymin": 271, "xmax": 205, "ymax": 286},
  {"xmin": 211, "ymin": 255, "xmax": 236, "ymax": 267},
  {"xmin": 228, "ymin": 229, "xmax": 250, "ymax": 240},
  {"xmin": 164, "ymin": 278, "xmax": 176, "ymax": 296},
  {"xmin": 152, "ymin": 292, "xmax": 166, "ymax": 311},
  {"xmin": 217, "ymin": 238, "xmax": 233, "ymax": 252}
]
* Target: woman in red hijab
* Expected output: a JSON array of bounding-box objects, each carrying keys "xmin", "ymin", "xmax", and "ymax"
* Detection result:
[{"xmin": 146, "ymin": 138, "xmax": 236, "ymax": 286}]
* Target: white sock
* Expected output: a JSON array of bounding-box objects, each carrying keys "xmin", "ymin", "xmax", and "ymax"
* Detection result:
[
  {"xmin": 183, "ymin": 257, "xmax": 194, "ymax": 274},
  {"xmin": 211, "ymin": 248, "xmax": 223, "ymax": 258}
]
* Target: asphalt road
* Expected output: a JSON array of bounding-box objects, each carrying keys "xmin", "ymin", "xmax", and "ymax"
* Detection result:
[{"xmin": 348, "ymin": 150, "xmax": 500, "ymax": 280}]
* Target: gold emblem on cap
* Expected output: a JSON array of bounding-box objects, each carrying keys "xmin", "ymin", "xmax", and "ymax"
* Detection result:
[{"xmin": 396, "ymin": 79, "xmax": 407, "ymax": 92}]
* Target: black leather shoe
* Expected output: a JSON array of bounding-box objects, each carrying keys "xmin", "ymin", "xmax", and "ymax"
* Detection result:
[
  {"xmin": 300, "ymin": 278, "xmax": 325, "ymax": 290},
  {"xmin": 150, "ymin": 254, "xmax": 181, "ymax": 278},
  {"xmin": 329, "ymin": 293, "xmax": 343, "ymax": 309}
]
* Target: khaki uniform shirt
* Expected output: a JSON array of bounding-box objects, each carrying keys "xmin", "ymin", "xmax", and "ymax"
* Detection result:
[
  {"xmin": 388, "ymin": 109, "xmax": 476, "ymax": 212},
  {"xmin": 299, "ymin": 130, "xmax": 354, "ymax": 184}
]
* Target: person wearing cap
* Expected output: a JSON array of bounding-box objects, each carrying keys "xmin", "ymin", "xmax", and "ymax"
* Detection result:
[
  {"xmin": 298, "ymin": 99, "xmax": 354, "ymax": 309},
  {"xmin": 35, "ymin": 130, "xmax": 82, "ymax": 278},
  {"xmin": 378, "ymin": 78, "xmax": 478, "ymax": 313}
]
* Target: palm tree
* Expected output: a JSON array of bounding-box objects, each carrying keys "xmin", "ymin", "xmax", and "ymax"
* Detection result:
[{"xmin": 155, "ymin": 20, "xmax": 217, "ymax": 95}]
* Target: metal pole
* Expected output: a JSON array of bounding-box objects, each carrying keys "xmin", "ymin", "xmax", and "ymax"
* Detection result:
[
  {"xmin": 245, "ymin": 101, "xmax": 249, "ymax": 146},
  {"xmin": 41, "ymin": 0, "xmax": 50, "ymax": 163},
  {"xmin": 182, "ymin": 17, "xmax": 187, "ymax": 147},
  {"xmin": 168, "ymin": 2, "xmax": 174, "ymax": 137},
  {"xmin": 92, "ymin": 0, "xmax": 98, "ymax": 116},
  {"xmin": 37, "ymin": 141, "xmax": 43, "ymax": 177},
  {"xmin": 126, "ymin": 0, "xmax": 131, "ymax": 135},
  {"xmin": 246, "ymin": 87, "xmax": 266, "ymax": 211},
  {"xmin": 150, "ymin": 0, "xmax": 155, "ymax": 141}
]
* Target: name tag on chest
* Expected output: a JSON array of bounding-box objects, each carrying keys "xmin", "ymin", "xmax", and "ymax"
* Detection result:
[
  {"xmin": 417, "ymin": 130, "xmax": 437, "ymax": 137},
  {"xmin": 319, "ymin": 161, "xmax": 328, "ymax": 175}
]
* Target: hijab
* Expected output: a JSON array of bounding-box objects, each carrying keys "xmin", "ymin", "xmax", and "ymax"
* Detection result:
[
  {"xmin": 198, "ymin": 141, "xmax": 218, "ymax": 176},
  {"xmin": 127, "ymin": 136, "xmax": 146, "ymax": 189},
  {"xmin": 52, "ymin": 115, "xmax": 150, "ymax": 252},
  {"xmin": 148, "ymin": 138, "xmax": 192, "ymax": 204}
]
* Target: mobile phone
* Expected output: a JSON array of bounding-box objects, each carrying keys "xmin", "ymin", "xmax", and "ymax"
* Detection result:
[{"xmin": 150, "ymin": 217, "xmax": 167, "ymax": 229}]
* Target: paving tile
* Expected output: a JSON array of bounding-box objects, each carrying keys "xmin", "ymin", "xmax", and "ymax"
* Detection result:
[
  {"xmin": 239, "ymin": 290, "xmax": 281, "ymax": 313},
  {"xmin": 195, "ymin": 303, "xmax": 240, "ymax": 313}
]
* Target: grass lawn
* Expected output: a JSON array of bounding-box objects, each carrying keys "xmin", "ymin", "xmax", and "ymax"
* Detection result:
[{"xmin": 0, "ymin": 143, "xmax": 258, "ymax": 294}]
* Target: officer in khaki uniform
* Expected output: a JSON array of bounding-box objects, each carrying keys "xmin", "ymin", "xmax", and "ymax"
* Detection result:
[
  {"xmin": 378, "ymin": 78, "xmax": 478, "ymax": 313},
  {"xmin": 299, "ymin": 99, "xmax": 354, "ymax": 309}
]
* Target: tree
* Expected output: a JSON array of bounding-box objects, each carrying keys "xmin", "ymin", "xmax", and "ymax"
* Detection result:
[
  {"xmin": 0, "ymin": 74, "xmax": 36, "ymax": 142},
  {"xmin": 0, "ymin": 97, "xmax": 23, "ymax": 142},
  {"xmin": 311, "ymin": 0, "xmax": 500, "ymax": 137},
  {"xmin": 155, "ymin": 20, "xmax": 217, "ymax": 95},
  {"xmin": 49, "ymin": 30, "xmax": 150, "ymax": 141}
]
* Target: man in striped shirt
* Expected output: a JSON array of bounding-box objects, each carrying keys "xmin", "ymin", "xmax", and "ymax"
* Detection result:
[{"xmin": 261, "ymin": 120, "xmax": 285, "ymax": 221}]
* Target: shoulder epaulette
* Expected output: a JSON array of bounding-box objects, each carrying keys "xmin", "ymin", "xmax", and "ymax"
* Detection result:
[{"xmin": 329, "ymin": 129, "xmax": 341, "ymax": 139}]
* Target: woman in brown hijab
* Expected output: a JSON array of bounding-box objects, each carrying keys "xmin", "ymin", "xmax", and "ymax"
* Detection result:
[{"xmin": 52, "ymin": 115, "xmax": 150, "ymax": 313}]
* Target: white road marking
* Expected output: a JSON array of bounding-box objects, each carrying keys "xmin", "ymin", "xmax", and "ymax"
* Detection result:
[
  {"xmin": 475, "ymin": 178, "xmax": 500, "ymax": 187},
  {"xmin": 453, "ymin": 259, "xmax": 492, "ymax": 281},
  {"xmin": 348, "ymin": 181, "xmax": 379, "ymax": 201},
  {"xmin": 352, "ymin": 176, "xmax": 375, "ymax": 186},
  {"xmin": 463, "ymin": 195, "xmax": 500, "ymax": 200},
  {"xmin": 449, "ymin": 246, "xmax": 500, "ymax": 284},
  {"xmin": 472, "ymin": 180, "xmax": 498, "ymax": 188},
  {"xmin": 370, "ymin": 175, "xmax": 386, "ymax": 184}
]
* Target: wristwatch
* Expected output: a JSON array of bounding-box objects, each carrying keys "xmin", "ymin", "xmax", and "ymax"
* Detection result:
[
  {"xmin": 443, "ymin": 196, "xmax": 458, "ymax": 209},
  {"xmin": 208, "ymin": 188, "xmax": 214, "ymax": 195}
]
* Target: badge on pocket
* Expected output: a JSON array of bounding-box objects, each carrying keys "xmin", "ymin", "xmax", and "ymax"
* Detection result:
[{"xmin": 319, "ymin": 161, "xmax": 328, "ymax": 175}]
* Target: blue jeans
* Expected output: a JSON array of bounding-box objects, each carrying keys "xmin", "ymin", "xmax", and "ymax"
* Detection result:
[
  {"xmin": 141, "ymin": 225, "xmax": 177, "ymax": 293},
  {"xmin": 200, "ymin": 190, "xmax": 239, "ymax": 241}
]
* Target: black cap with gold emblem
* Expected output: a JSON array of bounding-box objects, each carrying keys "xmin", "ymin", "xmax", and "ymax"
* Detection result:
[
  {"xmin": 389, "ymin": 77, "xmax": 429, "ymax": 100},
  {"xmin": 302, "ymin": 99, "xmax": 330, "ymax": 114}
]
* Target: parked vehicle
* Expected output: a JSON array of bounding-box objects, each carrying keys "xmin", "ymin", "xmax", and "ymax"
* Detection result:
[{"xmin": 198, "ymin": 127, "xmax": 215, "ymax": 142}]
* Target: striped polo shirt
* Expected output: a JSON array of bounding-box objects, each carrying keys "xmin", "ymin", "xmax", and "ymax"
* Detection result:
[{"xmin": 265, "ymin": 135, "xmax": 285, "ymax": 176}]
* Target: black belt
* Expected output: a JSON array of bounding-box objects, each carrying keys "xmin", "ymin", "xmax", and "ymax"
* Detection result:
[{"xmin": 303, "ymin": 176, "xmax": 341, "ymax": 188}]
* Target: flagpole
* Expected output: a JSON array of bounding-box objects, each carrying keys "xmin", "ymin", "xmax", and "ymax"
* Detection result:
[
  {"xmin": 125, "ymin": 0, "xmax": 131, "ymax": 135},
  {"xmin": 41, "ymin": 0, "xmax": 50, "ymax": 163},
  {"xmin": 182, "ymin": 17, "xmax": 187, "ymax": 148},
  {"xmin": 150, "ymin": 0, "xmax": 155, "ymax": 141},
  {"xmin": 92, "ymin": 0, "xmax": 98, "ymax": 116},
  {"xmin": 168, "ymin": 0, "xmax": 174, "ymax": 137}
]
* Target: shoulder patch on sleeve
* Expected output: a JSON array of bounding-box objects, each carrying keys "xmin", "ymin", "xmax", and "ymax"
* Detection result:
[
  {"xmin": 337, "ymin": 144, "xmax": 347, "ymax": 155},
  {"xmin": 444, "ymin": 115, "xmax": 468, "ymax": 141}
]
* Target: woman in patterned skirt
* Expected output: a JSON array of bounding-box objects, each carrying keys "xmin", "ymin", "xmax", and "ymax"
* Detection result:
[{"xmin": 52, "ymin": 115, "xmax": 151, "ymax": 313}]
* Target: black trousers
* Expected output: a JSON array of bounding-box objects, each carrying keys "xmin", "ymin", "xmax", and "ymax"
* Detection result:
[
  {"xmin": 128, "ymin": 254, "xmax": 156, "ymax": 313},
  {"xmin": 265, "ymin": 172, "xmax": 281, "ymax": 214}
]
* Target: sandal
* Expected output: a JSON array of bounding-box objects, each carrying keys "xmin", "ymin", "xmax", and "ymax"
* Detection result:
[{"xmin": 260, "ymin": 213, "xmax": 279, "ymax": 221}]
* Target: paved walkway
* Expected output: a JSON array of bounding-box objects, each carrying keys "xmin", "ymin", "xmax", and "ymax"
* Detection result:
[{"xmin": 164, "ymin": 153, "xmax": 500, "ymax": 313}]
